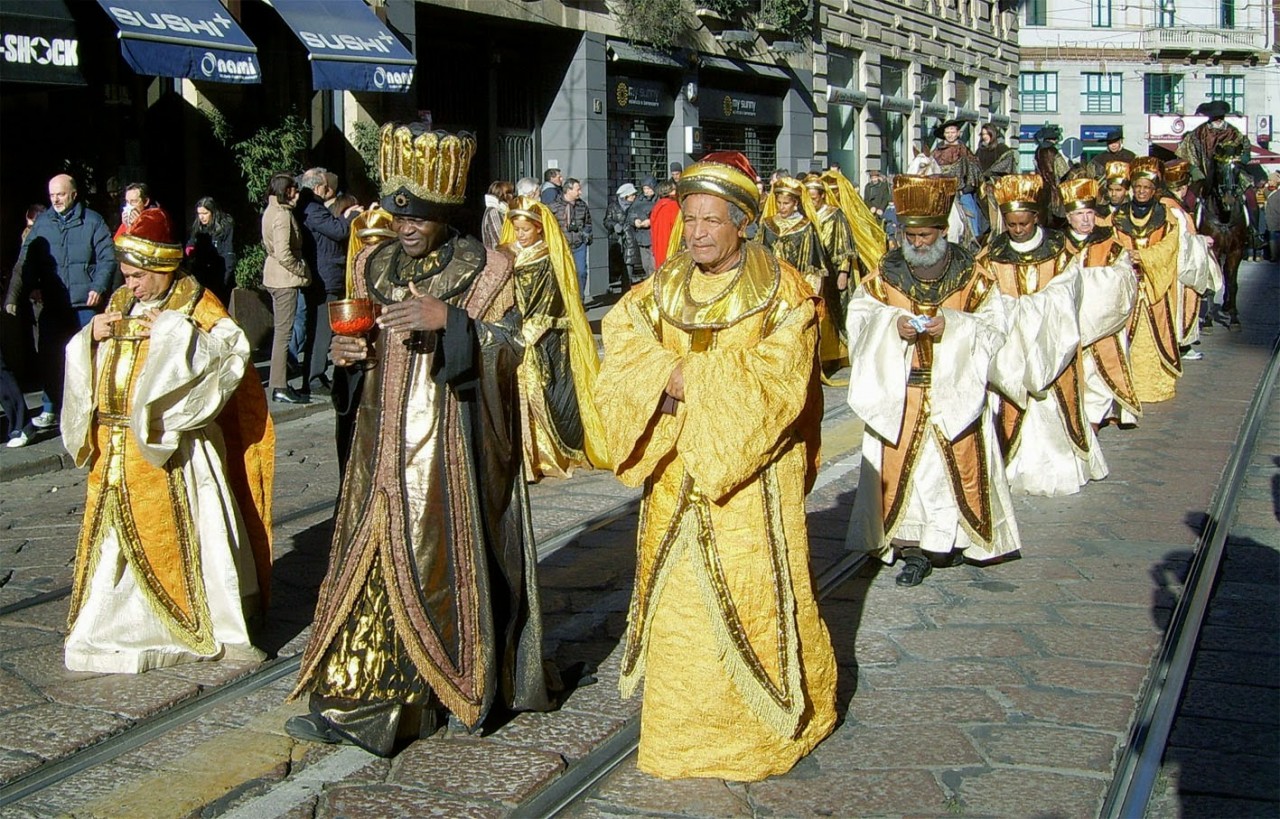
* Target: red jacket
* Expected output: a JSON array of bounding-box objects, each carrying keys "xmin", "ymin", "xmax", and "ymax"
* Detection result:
[{"xmin": 650, "ymin": 196, "xmax": 681, "ymax": 267}]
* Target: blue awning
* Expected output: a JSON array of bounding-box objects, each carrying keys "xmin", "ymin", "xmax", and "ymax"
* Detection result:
[
  {"xmin": 96, "ymin": 0, "xmax": 260, "ymax": 84},
  {"xmin": 266, "ymin": 0, "xmax": 415, "ymax": 93}
]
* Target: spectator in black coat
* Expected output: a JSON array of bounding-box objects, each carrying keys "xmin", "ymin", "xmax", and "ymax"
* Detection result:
[
  {"xmin": 185, "ymin": 197, "xmax": 236, "ymax": 306},
  {"xmin": 295, "ymin": 168, "xmax": 360, "ymax": 394}
]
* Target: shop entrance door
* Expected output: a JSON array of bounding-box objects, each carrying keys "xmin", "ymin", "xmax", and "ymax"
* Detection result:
[
  {"xmin": 497, "ymin": 129, "xmax": 535, "ymax": 185},
  {"xmin": 608, "ymin": 116, "xmax": 669, "ymax": 189}
]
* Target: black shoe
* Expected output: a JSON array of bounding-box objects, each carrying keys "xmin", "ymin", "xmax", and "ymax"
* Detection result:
[
  {"xmin": 284, "ymin": 713, "xmax": 342, "ymax": 744},
  {"xmin": 896, "ymin": 555, "xmax": 932, "ymax": 587},
  {"xmin": 272, "ymin": 387, "xmax": 310, "ymax": 404}
]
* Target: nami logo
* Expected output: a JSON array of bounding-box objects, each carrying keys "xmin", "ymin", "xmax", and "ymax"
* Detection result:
[
  {"xmin": 373, "ymin": 65, "xmax": 413, "ymax": 92},
  {"xmin": 200, "ymin": 51, "xmax": 259, "ymax": 81}
]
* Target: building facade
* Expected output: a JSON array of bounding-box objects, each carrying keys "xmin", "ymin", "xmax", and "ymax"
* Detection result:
[
  {"xmin": 810, "ymin": 0, "xmax": 1021, "ymax": 179},
  {"xmin": 1018, "ymin": 0, "xmax": 1279, "ymax": 171}
]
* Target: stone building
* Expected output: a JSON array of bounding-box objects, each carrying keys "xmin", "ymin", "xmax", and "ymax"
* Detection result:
[{"xmin": 1017, "ymin": 0, "xmax": 1279, "ymax": 170}]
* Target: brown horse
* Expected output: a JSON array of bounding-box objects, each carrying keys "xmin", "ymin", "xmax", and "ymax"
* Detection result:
[{"xmin": 1195, "ymin": 157, "xmax": 1249, "ymax": 328}]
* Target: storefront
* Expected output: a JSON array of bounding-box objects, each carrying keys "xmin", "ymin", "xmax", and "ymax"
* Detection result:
[
  {"xmin": 607, "ymin": 74, "xmax": 676, "ymax": 190},
  {"xmin": 698, "ymin": 87, "xmax": 782, "ymax": 177}
]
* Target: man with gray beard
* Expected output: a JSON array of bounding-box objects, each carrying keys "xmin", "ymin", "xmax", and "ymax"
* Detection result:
[{"xmin": 843, "ymin": 175, "xmax": 1021, "ymax": 587}]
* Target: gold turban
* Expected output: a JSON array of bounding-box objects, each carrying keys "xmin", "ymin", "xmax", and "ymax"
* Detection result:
[
  {"xmin": 993, "ymin": 174, "xmax": 1043, "ymax": 214},
  {"xmin": 114, "ymin": 234, "xmax": 183, "ymax": 273},
  {"xmin": 893, "ymin": 175, "xmax": 957, "ymax": 228},
  {"xmin": 1104, "ymin": 160, "xmax": 1131, "ymax": 185},
  {"xmin": 771, "ymin": 176, "xmax": 805, "ymax": 199},
  {"xmin": 507, "ymin": 195, "xmax": 544, "ymax": 225},
  {"xmin": 1130, "ymin": 156, "xmax": 1163, "ymax": 182},
  {"xmin": 676, "ymin": 154, "xmax": 761, "ymax": 222},
  {"xmin": 1164, "ymin": 159, "xmax": 1191, "ymax": 187},
  {"xmin": 1059, "ymin": 177, "xmax": 1099, "ymax": 213}
]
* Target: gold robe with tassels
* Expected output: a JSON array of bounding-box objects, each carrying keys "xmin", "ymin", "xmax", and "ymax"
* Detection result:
[
  {"xmin": 1112, "ymin": 203, "xmax": 1183, "ymax": 404},
  {"xmin": 62, "ymin": 276, "xmax": 274, "ymax": 673},
  {"xmin": 291, "ymin": 236, "xmax": 550, "ymax": 754},
  {"xmin": 595, "ymin": 241, "xmax": 837, "ymax": 781}
]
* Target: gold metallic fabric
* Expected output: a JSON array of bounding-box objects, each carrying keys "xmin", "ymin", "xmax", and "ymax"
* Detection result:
[
  {"xmin": 993, "ymin": 173, "xmax": 1044, "ymax": 213},
  {"xmin": 378, "ymin": 124, "xmax": 475, "ymax": 204},
  {"xmin": 893, "ymin": 174, "xmax": 958, "ymax": 228},
  {"xmin": 677, "ymin": 159, "xmax": 761, "ymax": 221},
  {"xmin": 114, "ymin": 234, "xmax": 183, "ymax": 273}
]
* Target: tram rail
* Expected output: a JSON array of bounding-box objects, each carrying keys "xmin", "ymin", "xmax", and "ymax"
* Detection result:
[{"xmin": 1101, "ymin": 336, "xmax": 1279, "ymax": 819}]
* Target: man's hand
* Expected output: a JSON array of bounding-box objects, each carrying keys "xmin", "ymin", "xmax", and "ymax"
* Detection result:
[
  {"xmin": 896, "ymin": 316, "xmax": 919, "ymax": 341},
  {"xmin": 924, "ymin": 314, "xmax": 945, "ymax": 338},
  {"xmin": 331, "ymin": 335, "xmax": 368, "ymax": 367},
  {"xmin": 1205, "ymin": 235, "xmax": 1215, "ymax": 248},
  {"xmin": 837, "ymin": 271, "xmax": 850, "ymax": 291},
  {"xmin": 85, "ymin": 291, "xmax": 102, "ymax": 308},
  {"xmin": 91, "ymin": 310, "xmax": 123, "ymax": 341},
  {"xmin": 377, "ymin": 282, "xmax": 448, "ymax": 333},
  {"xmin": 665, "ymin": 362, "xmax": 685, "ymax": 402},
  {"xmin": 3, "ymin": 305, "xmax": 15, "ymax": 317}
]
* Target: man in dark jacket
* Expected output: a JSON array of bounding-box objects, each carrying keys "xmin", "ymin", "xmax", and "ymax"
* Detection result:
[
  {"xmin": 15, "ymin": 174, "xmax": 116, "ymax": 427},
  {"xmin": 862, "ymin": 169, "xmax": 891, "ymax": 220},
  {"xmin": 549, "ymin": 177, "xmax": 593, "ymax": 301},
  {"xmin": 295, "ymin": 168, "xmax": 356, "ymax": 394},
  {"xmin": 627, "ymin": 177, "xmax": 658, "ymax": 281}
]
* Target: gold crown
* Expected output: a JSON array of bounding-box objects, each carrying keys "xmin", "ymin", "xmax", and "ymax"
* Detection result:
[
  {"xmin": 507, "ymin": 195, "xmax": 544, "ymax": 225},
  {"xmin": 1059, "ymin": 177, "xmax": 1099, "ymax": 213},
  {"xmin": 114, "ymin": 234, "xmax": 183, "ymax": 273},
  {"xmin": 801, "ymin": 173, "xmax": 827, "ymax": 192},
  {"xmin": 1104, "ymin": 160, "xmax": 1131, "ymax": 184},
  {"xmin": 771, "ymin": 176, "xmax": 805, "ymax": 198},
  {"xmin": 993, "ymin": 174, "xmax": 1043, "ymax": 213},
  {"xmin": 1130, "ymin": 156, "xmax": 1163, "ymax": 182},
  {"xmin": 1164, "ymin": 159, "xmax": 1191, "ymax": 186},
  {"xmin": 893, "ymin": 175, "xmax": 957, "ymax": 228},
  {"xmin": 378, "ymin": 123, "xmax": 476, "ymax": 205}
]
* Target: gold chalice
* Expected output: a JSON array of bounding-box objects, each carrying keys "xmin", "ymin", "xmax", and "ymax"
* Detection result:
[{"xmin": 328, "ymin": 298, "xmax": 380, "ymax": 370}]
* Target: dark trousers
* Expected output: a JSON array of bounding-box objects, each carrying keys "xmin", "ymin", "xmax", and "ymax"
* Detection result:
[
  {"xmin": 38, "ymin": 306, "xmax": 95, "ymax": 415},
  {"xmin": 0, "ymin": 343, "xmax": 28, "ymax": 437}
]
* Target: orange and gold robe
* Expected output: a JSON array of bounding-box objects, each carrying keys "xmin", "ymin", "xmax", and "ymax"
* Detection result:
[
  {"xmin": 595, "ymin": 241, "xmax": 837, "ymax": 781},
  {"xmin": 845, "ymin": 244, "xmax": 1021, "ymax": 560},
  {"xmin": 62, "ymin": 275, "xmax": 273, "ymax": 673},
  {"xmin": 1063, "ymin": 227, "xmax": 1141, "ymax": 424}
]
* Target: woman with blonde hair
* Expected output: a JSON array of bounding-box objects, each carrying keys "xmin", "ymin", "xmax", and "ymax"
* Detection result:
[{"xmin": 499, "ymin": 195, "xmax": 606, "ymax": 479}]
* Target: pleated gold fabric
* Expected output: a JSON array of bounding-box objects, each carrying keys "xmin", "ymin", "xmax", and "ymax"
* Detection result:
[{"xmin": 595, "ymin": 245, "xmax": 836, "ymax": 781}]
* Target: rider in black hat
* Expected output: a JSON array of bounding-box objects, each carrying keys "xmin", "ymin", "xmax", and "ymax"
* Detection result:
[
  {"xmin": 1088, "ymin": 128, "xmax": 1136, "ymax": 180},
  {"xmin": 1177, "ymin": 100, "xmax": 1252, "ymax": 185}
]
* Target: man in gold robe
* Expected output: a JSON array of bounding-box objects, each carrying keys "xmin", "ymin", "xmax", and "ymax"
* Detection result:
[
  {"xmin": 1095, "ymin": 160, "xmax": 1132, "ymax": 227},
  {"xmin": 1059, "ymin": 177, "xmax": 1142, "ymax": 428},
  {"xmin": 287, "ymin": 124, "xmax": 550, "ymax": 756},
  {"xmin": 595, "ymin": 151, "xmax": 837, "ymax": 781},
  {"xmin": 1110, "ymin": 158, "xmax": 1216, "ymax": 404},
  {"xmin": 979, "ymin": 175, "xmax": 1135, "ymax": 497},
  {"xmin": 62, "ymin": 222, "xmax": 274, "ymax": 673},
  {"xmin": 844, "ymin": 175, "xmax": 1020, "ymax": 585}
]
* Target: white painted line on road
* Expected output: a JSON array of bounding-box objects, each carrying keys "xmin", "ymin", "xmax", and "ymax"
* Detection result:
[{"xmin": 217, "ymin": 746, "xmax": 376, "ymax": 819}]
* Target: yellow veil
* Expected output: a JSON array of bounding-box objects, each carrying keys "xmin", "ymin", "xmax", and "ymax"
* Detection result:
[
  {"xmin": 500, "ymin": 200, "xmax": 609, "ymax": 469},
  {"xmin": 761, "ymin": 176, "xmax": 824, "ymax": 230},
  {"xmin": 821, "ymin": 170, "xmax": 887, "ymax": 279}
]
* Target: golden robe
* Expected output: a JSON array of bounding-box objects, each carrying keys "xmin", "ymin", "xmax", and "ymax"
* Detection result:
[
  {"xmin": 62, "ymin": 276, "xmax": 274, "ymax": 673},
  {"xmin": 595, "ymin": 241, "xmax": 837, "ymax": 781},
  {"xmin": 1112, "ymin": 203, "xmax": 1183, "ymax": 404}
]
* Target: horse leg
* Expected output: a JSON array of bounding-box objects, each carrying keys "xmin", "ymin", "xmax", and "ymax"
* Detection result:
[{"xmin": 1223, "ymin": 248, "xmax": 1243, "ymax": 329}]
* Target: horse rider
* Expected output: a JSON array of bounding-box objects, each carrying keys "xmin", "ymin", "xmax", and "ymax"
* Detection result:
[{"xmin": 1176, "ymin": 100, "xmax": 1263, "ymax": 192}]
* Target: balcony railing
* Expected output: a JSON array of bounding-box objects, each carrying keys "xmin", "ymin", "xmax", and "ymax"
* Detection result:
[{"xmin": 1141, "ymin": 27, "xmax": 1265, "ymax": 53}]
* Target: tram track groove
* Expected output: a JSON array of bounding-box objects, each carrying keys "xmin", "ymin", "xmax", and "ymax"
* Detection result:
[{"xmin": 1100, "ymin": 335, "xmax": 1279, "ymax": 819}]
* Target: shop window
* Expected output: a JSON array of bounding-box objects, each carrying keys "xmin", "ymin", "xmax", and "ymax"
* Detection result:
[
  {"xmin": 701, "ymin": 122, "xmax": 778, "ymax": 180},
  {"xmin": 608, "ymin": 116, "xmax": 669, "ymax": 191},
  {"xmin": 827, "ymin": 47, "xmax": 861, "ymax": 178}
]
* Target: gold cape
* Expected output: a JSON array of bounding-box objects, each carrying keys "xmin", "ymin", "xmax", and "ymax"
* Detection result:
[{"xmin": 594, "ymin": 241, "xmax": 836, "ymax": 781}]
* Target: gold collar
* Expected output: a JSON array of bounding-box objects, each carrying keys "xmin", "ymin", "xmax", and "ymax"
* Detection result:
[{"xmin": 653, "ymin": 241, "xmax": 780, "ymax": 331}]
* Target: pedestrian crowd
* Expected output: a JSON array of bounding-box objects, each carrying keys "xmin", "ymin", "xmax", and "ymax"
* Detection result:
[{"xmin": 0, "ymin": 102, "xmax": 1271, "ymax": 785}]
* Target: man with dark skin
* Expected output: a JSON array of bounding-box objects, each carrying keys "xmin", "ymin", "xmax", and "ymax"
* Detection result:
[{"xmin": 289, "ymin": 124, "xmax": 550, "ymax": 758}]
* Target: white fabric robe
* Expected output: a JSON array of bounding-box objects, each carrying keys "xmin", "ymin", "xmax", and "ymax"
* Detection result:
[
  {"xmin": 1167, "ymin": 206, "xmax": 1223, "ymax": 347},
  {"xmin": 844, "ymin": 283, "xmax": 1021, "ymax": 563},
  {"xmin": 62, "ymin": 307, "xmax": 263, "ymax": 673},
  {"xmin": 990, "ymin": 247, "xmax": 1137, "ymax": 497}
]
